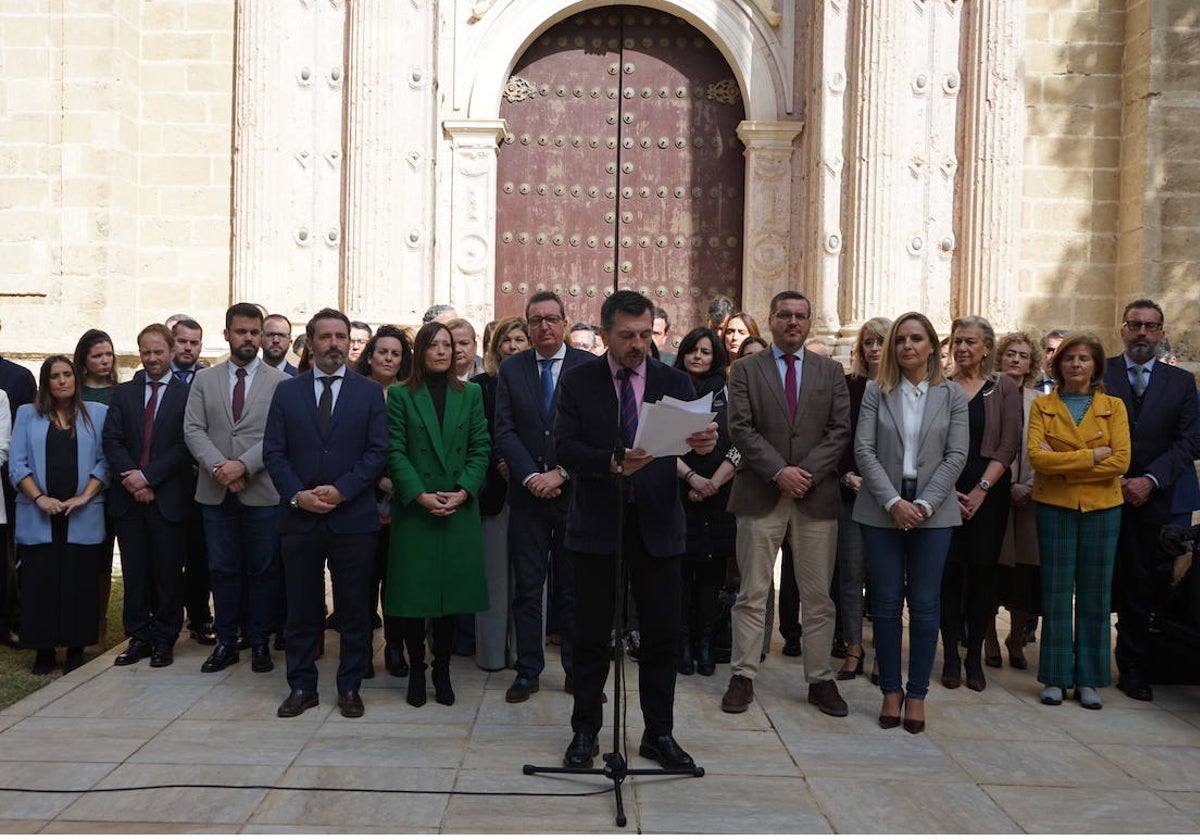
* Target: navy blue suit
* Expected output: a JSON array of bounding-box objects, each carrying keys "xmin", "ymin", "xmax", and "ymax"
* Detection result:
[
  {"xmin": 1103, "ymin": 355, "xmax": 1200, "ymax": 680},
  {"xmin": 494, "ymin": 345, "xmax": 590, "ymax": 681},
  {"xmin": 263, "ymin": 368, "xmax": 387, "ymax": 694},
  {"xmin": 0, "ymin": 355, "xmax": 36, "ymax": 638},
  {"xmin": 102, "ymin": 374, "xmax": 194, "ymax": 648},
  {"xmin": 554, "ymin": 354, "xmax": 697, "ymax": 738}
]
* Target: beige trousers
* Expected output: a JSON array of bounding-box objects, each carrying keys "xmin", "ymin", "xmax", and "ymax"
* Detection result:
[{"xmin": 732, "ymin": 497, "xmax": 838, "ymax": 683}]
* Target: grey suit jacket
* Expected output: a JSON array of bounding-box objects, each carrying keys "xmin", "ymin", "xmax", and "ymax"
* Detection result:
[
  {"xmin": 184, "ymin": 360, "xmax": 289, "ymax": 506},
  {"xmin": 727, "ymin": 346, "xmax": 850, "ymax": 520},
  {"xmin": 851, "ymin": 378, "xmax": 968, "ymax": 529}
]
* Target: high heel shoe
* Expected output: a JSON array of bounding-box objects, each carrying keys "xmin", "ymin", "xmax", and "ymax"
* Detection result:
[
  {"xmin": 941, "ymin": 663, "xmax": 962, "ymax": 690},
  {"xmin": 407, "ymin": 664, "xmax": 427, "ymax": 707},
  {"xmin": 965, "ymin": 667, "xmax": 987, "ymax": 692},
  {"xmin": 837, "ymin": 650, "xmax": 864, "ymax": 681},
  {"xmin": 432, "ymin": 664, "xmax": 455, "ymax": 706},
  {"xmin": 902, "ymin": 696, "xmax": 926, "ymax": 734},
  {"xmin": 878, "ymin": 691, "xmax": 903, "ymax": 729}
]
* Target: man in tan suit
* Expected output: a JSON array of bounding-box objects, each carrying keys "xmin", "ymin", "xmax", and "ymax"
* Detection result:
[{"xmin": 722, "ymin": 291, "xmax": 851, "ymax": 716}]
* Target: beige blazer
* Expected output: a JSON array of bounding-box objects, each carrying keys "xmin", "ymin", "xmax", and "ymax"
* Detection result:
[
  {"xmin": 851, "ymin": 378, "xmax": 969, "ymax": 530},
  {"xmin": 727, "ymin": 346, "xmax": 851, "ymax": 520},
  {"xmin": 184, "ymin": 360, "xmax": 289, "ymax": 506}
]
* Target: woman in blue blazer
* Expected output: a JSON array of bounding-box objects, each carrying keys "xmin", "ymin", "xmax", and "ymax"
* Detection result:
[{"xmin": 9, "ymin": 356, "xmax": 109, "ymax": 674}]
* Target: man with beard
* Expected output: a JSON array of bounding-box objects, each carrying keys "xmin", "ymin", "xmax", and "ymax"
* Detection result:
[
  {"xmin": 102, "ymin": 324, "xmax": 195, "ymax": 668},
  {"xmin": 262, "ymin": 314, "xmax": 298, "ymax": 376},
  {"xmin": 1103, "ymin": 299, "xmax": 1199, "ymax": 701},
  {"xmin": 185, "ymin": 303, "xmax": 290, "ymax": 674},
  {"xmin": 264, "ymin": 308, "xmax": 387, "ymax": 718}
]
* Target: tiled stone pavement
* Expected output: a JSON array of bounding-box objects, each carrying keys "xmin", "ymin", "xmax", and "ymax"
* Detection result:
[{"xmin": 0, "ymin": 625, "xmax": 1197, "ymax": 834}]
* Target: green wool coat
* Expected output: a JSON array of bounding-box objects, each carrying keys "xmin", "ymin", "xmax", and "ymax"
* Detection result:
[{"xmin": 385, "ymin": 380, "xmax": 491, "ymax": 618}]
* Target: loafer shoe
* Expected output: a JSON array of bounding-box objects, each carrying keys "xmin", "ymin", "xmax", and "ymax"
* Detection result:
[
  {"xmin": 338, "ymin": 690, "xmax": 365, "ymax": 718},
  {"xmin": 188, "ymin": 623, "xmax": 217, "ymax": 646},
  {"xmin": 638, "ymin": 734, "xmax": 695, "ymax": 770},
  {"xmin": 277, "ymin": 689, "xmax": 319, "ymax": 718},
  {"xmin": 1076, "ymin": 686, "xmax": 1103, "ymax": 710},
  {"xmin": 721, "ymin": 675, "xmax": 754, "ymax": 713},
  {"xmin": 505, "ymin": 675, "xmax": 540, "ymax": 703},
  {"xmin": 1041, "ymin": 685, "xmax": 1064, "ymax": 705},
  {"xmin": 1116, "ymin": 674, "xmax": 1153, "ymax": 702},
  {"xmin": 250, "ymin": 644, "xmax": 274, "ymax": 673},
  {"xmin": 201, "ymin": 643, "xmax": 240, "ymax": 673},
  {"xmin": 114, "ymin": 639, "xmax": 152, "ymax": 667},
  {"xmin": 563, "ymin": 732, "xmax": 599, "ymax": 769},
  {"xmin": 149, "ymin": 645, "xmax": 174, "ymax": 668},
  {"xmin": 807, "ymin": 679, "xmax": 848, "ymax": 717}
]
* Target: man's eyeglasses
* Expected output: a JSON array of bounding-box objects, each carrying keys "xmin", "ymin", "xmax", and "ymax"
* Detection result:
[
  {"xmin": 1123, "ymin": 320, "xmax": 1163, "ymax": 334},
  {"xmin": 771, "ymin": 311, "xmax": 810, "ymax": 322},
  {"xmin": 528, "ymin": 316, "xmax": 564, "ymax": 328}
]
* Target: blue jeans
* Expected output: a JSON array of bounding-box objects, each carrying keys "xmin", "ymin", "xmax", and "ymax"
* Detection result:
[
  {"xmin": 863, "ymin": 524, "xmax": 953, "ymax": 700},
  {"xmin": 202, "ymin": 497, "xmax": 280, "ymax": 647}
]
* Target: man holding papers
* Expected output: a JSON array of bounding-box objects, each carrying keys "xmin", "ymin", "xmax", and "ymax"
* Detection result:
[{"xmin": 554, "ymin": 289, "xmax": 717, "ymax": 771}]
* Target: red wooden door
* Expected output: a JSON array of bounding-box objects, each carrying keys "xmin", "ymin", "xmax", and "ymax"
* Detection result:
[{"xmin": 496, "ymin": 8, "xmax": 745, "ymax": 350}]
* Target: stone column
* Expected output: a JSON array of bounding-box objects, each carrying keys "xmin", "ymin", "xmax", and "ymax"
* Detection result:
[
  {"xmin": 736, "ymin": 121, "xmax": 804, "ymax": 321},
  {"xmin": 956, "ymin": 0, "xmax": 1024, "ymax": 328},
  {"xmin": 441, "ymin": 120, "xmax": 507, "ymax": 328},
  {"xmin": 344, "ymin": 0, "xmax": 435, "ymax": 325}
]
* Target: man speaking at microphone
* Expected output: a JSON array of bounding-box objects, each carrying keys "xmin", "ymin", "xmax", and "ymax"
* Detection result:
[{"xmin": 554, "ymin": 290, "xmax": 718, "ymax": 771}]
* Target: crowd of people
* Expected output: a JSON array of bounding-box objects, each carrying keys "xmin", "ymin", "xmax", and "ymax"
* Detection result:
[{"xmin": 0, "ymin": 289, "xmax": 1195, "ymax": 769}]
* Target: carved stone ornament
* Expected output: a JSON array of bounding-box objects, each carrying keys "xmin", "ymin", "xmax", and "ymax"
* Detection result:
[
  {"xmin": 467, "ymin": 0, "xmax": 498, "ymax": 23},
  {"xmin": 503, "ymin": 76, "xmax": 540, "ymax": 103},
  {"xmin": 750, "ymin": 0, "xmax": 782, "ymax": 27},
  {"xmin": 706, "ymin": 78, "xmax": 741, "ymax": 105}
]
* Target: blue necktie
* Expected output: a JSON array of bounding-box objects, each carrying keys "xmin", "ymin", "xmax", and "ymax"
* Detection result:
[
  {"xmin": 617, "ymin": 367, "xmax": 638, "ymax": 448},
  {"xmin": 539, "ymin": 358, "xmax": 555, "ymax": 416},
  {"xmin": 1131, "ymin": 364, "xmax": 1147, "ymax": 398},
  {"xmin": 173, "ymin": 369, "xmax": 193, "ymax": 385}
]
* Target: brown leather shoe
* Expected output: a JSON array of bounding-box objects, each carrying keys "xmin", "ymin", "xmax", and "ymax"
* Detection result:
[
  {"xmin": 277, "ymin": 689, "xmax": 319, "ymax": 718},
  {"xmin": 807, "ymin": 679, "xmax": 848, "ymax": 717},
  {"xmin": 505, "ymin": 675, "xmax": 540, "ymax": 703},
  {"xmin": 721, "ymin": 674, "xmax": 754, "ymax": 713},
  {"xmin": 337, "ymin": 690, "xmax": 365, "ymax": 718}
]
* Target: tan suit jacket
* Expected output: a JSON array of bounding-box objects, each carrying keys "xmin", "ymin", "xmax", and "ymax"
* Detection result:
[
  {"xmin": 184, "ymin": 360, "xmax": 289, "ymax": 506},
  {"xmin": 727, "ymin": 346, "xmax": 850, "ymax": 520}
]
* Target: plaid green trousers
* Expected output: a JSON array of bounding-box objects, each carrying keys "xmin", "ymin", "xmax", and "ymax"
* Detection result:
[{"xmin": 1036, "ymin": 503, "xmax": 1122, "ymax": 687}]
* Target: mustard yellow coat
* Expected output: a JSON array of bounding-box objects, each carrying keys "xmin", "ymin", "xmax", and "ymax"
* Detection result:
[{"xmin": 1027, "ymin": 390, "xmax": 1131, "ymax": 512}]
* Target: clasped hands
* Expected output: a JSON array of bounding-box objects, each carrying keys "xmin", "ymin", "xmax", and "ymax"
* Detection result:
[
  {"xmin": 119, "ymin": 469, "xmax": 155, "ymax": 504},
  {"xmin": 776, "ymin": 465, "xmax": 813, "ymax": 499},
  {"xmin": 34, "ymin": 493, "xmax": 93, "ymax": 516},
  {"xmin": 294, "ymin": 485, "xmax": 346, "ymax": 514},
  {"xmin": 417, "ymin": 489, "xmax": 469, "ymax": 517}
]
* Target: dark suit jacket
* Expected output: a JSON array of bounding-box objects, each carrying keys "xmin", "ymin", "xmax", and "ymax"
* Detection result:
[
  {"xmin": 1103, "ymin": 355, "xmax": 1200, "ymax": 524},
  {"xmin": 263, "ymin": 369, "xmax": 388, "ymax": 535},
  {"xmin": 101, "ymin": 373, "xmax": 195, "ymax": 522},
  {"xmin": 727, "ymin": 346, "xmax": 851, "ymax": 520},
  {"xmin": 554, "ymin": 354, "xmax": 696, "ymax": 557},
  {"xmin": 494, "ymin": 345, "xmax": 591, "ymax": 510},
  {"xmin": 0, "ymin": 356, "xmax": 36, "ymax": 518}
]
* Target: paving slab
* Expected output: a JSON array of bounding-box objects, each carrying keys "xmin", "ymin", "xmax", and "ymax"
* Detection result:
[
  {"xmin": 984, "ymin": 785, "xmax": 1200, "ymax": 833},
  {"xmin": 808, "ymin": 778, "xmax": 1022, "ymax": 834}
]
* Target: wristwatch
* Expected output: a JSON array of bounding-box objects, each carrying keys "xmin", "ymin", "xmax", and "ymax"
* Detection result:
[
  {"xmin": 977, "ymin": 479, "xmax": 991, "ymax": 492},
  {"xmin": 290, "ymin": 492, "xmax": 301, "ymax": 509},
  {"xmin": 556, "ymin": 466, "xmax": 569, "ymax": 481}
]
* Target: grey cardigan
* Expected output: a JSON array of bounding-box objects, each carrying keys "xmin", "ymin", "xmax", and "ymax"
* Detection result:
[{"xmin": 851, "ymin": 378, "xmax": 969, "ymax": 530}]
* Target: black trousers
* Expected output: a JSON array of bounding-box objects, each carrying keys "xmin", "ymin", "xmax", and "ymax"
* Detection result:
[
  {"xmin": 1113, "ymin": 505, "xmax": 1163, "ymax": 678},
  {"xmin": 116, "ymin": 504, "xmax": 185, "ymax": 647},
  {"xmin": 180, "ymin": 516, "xmax": 212, "ymax": 627},
  {"xmin": 281, "ymin": 524, "xmax": 374, "ymax": 694},
  {"xmin": 571, "ymin": 514, "xmax": 680, "ymax": 739},
  {"xmin": 510, "ymin": 502, "xmax": 575, "ymax": 680}
]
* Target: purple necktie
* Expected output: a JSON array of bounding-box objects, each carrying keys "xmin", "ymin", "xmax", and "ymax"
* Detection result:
[
  {"xmin": 783, "ymin": 354, "xmax": 798, "ymax": 421},
  {"xmin": 617, "ymin": 367, "xmax": 638, "ymax": 448}
]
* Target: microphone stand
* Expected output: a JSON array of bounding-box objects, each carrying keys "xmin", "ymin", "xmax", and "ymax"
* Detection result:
[{"xmin": 523, "ymin": 435, "xmax": 704, "ymax": 828}]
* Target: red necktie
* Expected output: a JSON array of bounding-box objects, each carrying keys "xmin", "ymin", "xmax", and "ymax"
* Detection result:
[
  {"xmin": 140, "ymin": 381, "xmax": 162, "ymax": 467},
  {"xmin": 232, "ymin": 367, "xmax": 247, "ymax": 422},
  {"xmin": 783, "ymin": 354, "xmax": 798, "ymax": 421}
]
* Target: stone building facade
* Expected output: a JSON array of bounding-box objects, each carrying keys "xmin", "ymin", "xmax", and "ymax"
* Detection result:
[{"xmin": 1, "ymin": 0, "xmax": 1196, "ymax": 364}]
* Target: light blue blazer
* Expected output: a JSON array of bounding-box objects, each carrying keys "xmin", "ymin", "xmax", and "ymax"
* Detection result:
[{"xmin": 9, "ymin": 402, "xmax": 110, "ymax": 546}]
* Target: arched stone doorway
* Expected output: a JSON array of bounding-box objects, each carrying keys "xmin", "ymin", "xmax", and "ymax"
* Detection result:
[{"xmin": 492, "ymin": 8, "xmax": 747, "ymax": 348}]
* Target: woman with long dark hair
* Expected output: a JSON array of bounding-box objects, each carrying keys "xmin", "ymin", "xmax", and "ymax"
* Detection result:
[
  {"xmin": 384, "ymin": 322, "xmax": 490, "ymax": 706},
  {"xmin": 73, "ymin": 329, "xmax": 119, "ymax": 405},
  {"xmin": 672, "ymin": 327, "xmax": 738, "ymax": 676},
  {"xmin": 10, "ymin": 356, "xmax": 109, "ymax": 674}
]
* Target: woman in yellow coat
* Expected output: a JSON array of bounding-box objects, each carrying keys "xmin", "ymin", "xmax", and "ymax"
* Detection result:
[
  {"xmin": 1027, "ymin": 333, "xmax": 1130, "ymax": 710},
  {"xmin": 386, "ymin": 322, "xmax": 490, "ymax": 708}
]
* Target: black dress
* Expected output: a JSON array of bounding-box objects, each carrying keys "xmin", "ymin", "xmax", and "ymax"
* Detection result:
[{"xmin": 18, "ymin": 424, "xmax": 101, "ymax": 648}]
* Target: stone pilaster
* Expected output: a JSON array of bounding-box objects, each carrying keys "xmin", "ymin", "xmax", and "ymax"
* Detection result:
[
  {"xmin": 442, "ymin": 120, "xmax": 507, "ymax": 328},
  {"xmin": 231, "ymin": 0, "xmax": 344, "ymax": 319},
  {"xmin": 344, "ymin": 0, "xmax": 435, "ymax": 325},
  {"xmin": 736, "ymin": 121, "xmax": 804, "ymax": 321},
  {"xmin": 956, "ymin": 0, "xmax": 1024, "ymax": 328}
]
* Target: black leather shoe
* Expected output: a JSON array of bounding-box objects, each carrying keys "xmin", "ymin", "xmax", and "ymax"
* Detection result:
[
  {"xmin": 201, "ymin": 643, "xmax": 240, "ymax": 673},
  {"xmin": 188, "ymin": 622, "xmax": 217, "ymax": 646},
  {"xmin": 236, "ymin": 636, "xmax": 251, "ymax": 651},
  {"xmin": 277, "ymin": 689, "xmax": 319, "ymax": 718},
  {"xmin": 149, "ymin": 645, "xmax": 174, "ymax": 668},
  {"xmin": 384, "ymin": 645, "xmax": 409, "ymax": 678},
  {"xmin": 639, "ymin": 734, "xmax": 696, "ymax": 770},
  {"xmin": 250, "ymin": 644, "xmax": 274, "ymax": 673},
  {"xmin": 114, "ymin": 639, "xmax": 152, "ymax": 666},
  {"xmin": 506, "ymin": 675, "xmax": 540, "ymax": 703},
  {"xmin": 563, "ymin": 732, "xmax": 599, "ymax": 769},
  {"xmin": 1117, "ymin": 673, "xmax": 1154, "ymax": 702},
  {"xmin": 782, "ymin": 637, "xmax": 802, "ymax": 657},
  {"xmin": 338, "ymin": 690, "xmax": 365, "ymax": 718},
  {"xmin": 273, "ymin": 633, "xmax": 286, "ymax": 651}
]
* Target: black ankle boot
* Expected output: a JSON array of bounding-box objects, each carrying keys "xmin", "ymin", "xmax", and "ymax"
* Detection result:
[
  {"xmin": 32, "ymin": 648, "xmax": 55, "ymax": 675},
  {"xmin": 407, "ymin": 664, "xmax": 427, "ymax": 707},
  {"xmin": 63, "ymin": 647, "xmax": 84, "ymax": 674},
  {"xmin": 677, "ymin": 635, "xmax": 695, "ymax": 676},
  {"xmin": 385, "ymin": 644, "xmax": 409, "ymax": 678},
  {"xmin": 696, "ymin": 636, "xmax": 716, "ymax": 676},
  {"xmin": 431, "ymin": 662, "xmax": 455, "ymax": 706}
]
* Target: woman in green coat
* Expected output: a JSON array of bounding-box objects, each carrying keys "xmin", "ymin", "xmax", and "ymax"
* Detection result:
[{"xmin": 386, "ymin": 321, "xmax": 490, "ymax": 708}]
